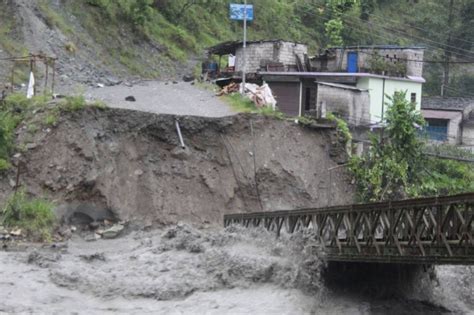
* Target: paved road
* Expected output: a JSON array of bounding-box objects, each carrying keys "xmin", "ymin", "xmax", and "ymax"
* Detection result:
[{"xmin": 86, "ymin": 81, "xmax": 235, "ymax": 117}]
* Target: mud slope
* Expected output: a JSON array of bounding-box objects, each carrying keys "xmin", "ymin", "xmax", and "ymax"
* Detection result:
[
  {"xmin": 0, "ymin": 108, "xmax": 354, "ymax": 225},
  {"xmin": 0, "ymin": 0, "xmax": 191, "ymax": 90}
]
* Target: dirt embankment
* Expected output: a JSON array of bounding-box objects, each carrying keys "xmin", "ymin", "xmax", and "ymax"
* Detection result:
[{"xmin": 0, "ymin": 108, "xmax": 354, "ymax": 226}]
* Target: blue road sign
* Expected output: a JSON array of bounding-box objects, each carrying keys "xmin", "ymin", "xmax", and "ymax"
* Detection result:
[{"xmin": 230, "ymin": 4, "xmax": 254, "ymax": 21}]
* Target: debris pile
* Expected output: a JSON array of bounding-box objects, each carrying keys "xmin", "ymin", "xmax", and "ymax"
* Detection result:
[
  {"xmin": 0, "ymin": 226, "xmax": 24, "ymax": 243},
  {"xmin": 216, "ymin": 82, "xmax": 240, "ymax": 96},
  {"xmin": 217, "ymin": 82, "xmax": 277, "ymax": 108},
  {"xmin": 244, "ymin": 83, "xmax": 277, "ymax": 108}
]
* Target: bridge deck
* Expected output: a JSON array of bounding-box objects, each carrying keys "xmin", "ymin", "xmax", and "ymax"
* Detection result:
[{"xmin": 224, "ymin": 193, "xmax": 474, "ymax": 264}]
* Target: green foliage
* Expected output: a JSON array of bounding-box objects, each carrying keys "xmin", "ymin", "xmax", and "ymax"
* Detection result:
[
  {"xmin": 0, "ymin": 159, "xmax": 11, "ymax": 172},
  {"xmin": 368, "ymin": 52, "xmax": 407, "ymax": 77},
  {"xmin": 44, "ymin": 111, "xmax": 59, "ymax": 126},
  {"xmin": 224, "ymin": 93, "xmax": 257, "ymax": 113},
  {"xmin": 360, "ymin": 0, "xmax": 376, "ymax": 20},
  {"xmin": 297, "ymin": 115, "xmax": 315, "ymax": 126},
  {"xmin": 350, "ymin": 90, "xmax": 474, "ymax": 202},
  {"xmin": 90, "ymin": 100, "xmax": 108, "ymax": 109},
  {"xmin": 414, "ymin": 158, "xmax": 474, "ymax": 197},
  {"xmin": 0, "ymin": 93, "xmax": 56, "ymax": 170},
  {"xmin": 1, "ymin": 191, "xmax": 55, "ymax": 241},
  {"xmin": 349, "ymin": 91, "xmax": 425, "ymax": 202},
  {"xmin": 327, "ymin": 112, "xmax": 352, "ymax": 144},
  {"xmin": 0, "ymin": 93, "xmax": 34, "ymax": 162},
  {"xmin": 60, "ymin": 95, "xmax": 87, "ymax": 111},
  {"xmin": 27, "ymin": 123, "xmax": 39, "ymax": 135},
  {"xmin": 325, "ymin": 18, "xmax": 344, "ymax": 46},
  {"xmin": 37, "ymin": 0, "xmax": 73, "ymax": 34},
  {"xmin": 64, "ymin": 41, "xmax": 77, "ymax": 54},
  {"xmin": 222, "ymin": 93, "xmax": 284, "ymax": 119}
]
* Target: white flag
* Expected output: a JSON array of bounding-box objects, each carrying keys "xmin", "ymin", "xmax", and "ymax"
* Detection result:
[{"xmin": 26, "ymin": 71, "xmax": 35, "ymax": 99}]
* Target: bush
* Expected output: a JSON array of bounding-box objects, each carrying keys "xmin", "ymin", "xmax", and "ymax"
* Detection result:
[
  {"xmin": 60, "ymin": 95, "xmax": 86, "ymax": 111},
  {"xmin": 327, "ymin": 112, "xmax": 352, "ymax": 144},
  {"xmin": 2, "ymin": 191, "xmax": 56, "ymax": 241},
  {"xmin": 44, "ymin": 111, "xmax": 59, "ymax": 126},
  {"xmin": 0, "ymin": 158, "xmax": 11, "ymax": 171}
]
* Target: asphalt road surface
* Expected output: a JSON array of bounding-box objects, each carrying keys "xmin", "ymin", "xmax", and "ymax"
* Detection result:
[{"xmin": 86, "ymin": 81, "xmax": 235, "ymax": 117}]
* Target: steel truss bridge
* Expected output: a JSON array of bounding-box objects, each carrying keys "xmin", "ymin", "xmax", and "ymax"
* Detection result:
[{"xmin": 224, "ymin": 193, "xmax": 474, "ymax": 264}]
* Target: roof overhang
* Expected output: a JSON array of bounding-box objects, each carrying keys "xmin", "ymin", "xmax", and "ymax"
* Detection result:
[
  {"xmin": 421, "ymin": 109, "xmax": 463, "ymax": 120},
  {"xmin": 207, "ymin": 39, "xmax": 307, "ymax": 55},
  {"xmin": 316, "ymin": 81, "xmax": 368, "ymax": 92},
  {"xmin": 260, "ymin": 71, "xmax": 425, "ymax": 83}
]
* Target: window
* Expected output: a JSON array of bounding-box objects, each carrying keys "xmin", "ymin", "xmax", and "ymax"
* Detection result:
[
  {"xmin": 411, "ymin": 93, "xmax": 417, "ymax": 103},
  {"xmin": 425, "ymin": 119, "xmax": 448, "ymax": 142}
]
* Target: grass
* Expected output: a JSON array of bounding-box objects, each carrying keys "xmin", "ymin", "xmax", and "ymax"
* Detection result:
[
  {"xmin": 44, "ymin": 109, "xmax": 59, "ymax": 126},
  {"xmin": 327, "ymin": 112, "xmax": 352, "ymax": 144},
  {"xmin": 37, "ymin": 0, "xmax": 73, "ymax": 35},
  {"xmin": 59, "ymin": 95, "xmax": 108, "ymax": 112},
  {"xmin": 59, "ymin": 95, "xmax": 87, "ymax": 111},
  {"xmin": 90, "ymin": 100, "xmax": 107, "ymax": 109},
  {"xmin": 222, "ymin": 93, "xmax": 284, "ymax": 119},
  {"xmin": 64, "ymin": 41, "xmax": 77, "ymax": 54},
  {"xmin": 1, "ymin": 190, "xmax": 55, "ymax": 241},
  {"xmin": 0, "ymin": 159, "xmax": 11, "ymax": 172},
  {"xmin": 27, "ymin": 123, "xmax": 39, "ymax": 135}
]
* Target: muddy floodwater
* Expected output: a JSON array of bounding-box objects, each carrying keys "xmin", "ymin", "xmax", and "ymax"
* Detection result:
[{"xmin": 1, "ymin": 225, "xmax": 473, "ymax": 314}]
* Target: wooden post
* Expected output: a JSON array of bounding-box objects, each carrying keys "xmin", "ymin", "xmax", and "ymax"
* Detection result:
[
  {"xmin": 44, "ymin": 57, "xmax": 49, "ymax": 95},
  {"xmin": 51, "ymin": 59, "xmax": 56, "ymax": 96},
  {"xmin": 10, "ymin": 61, "xmax": 15, "ymax": 91}
]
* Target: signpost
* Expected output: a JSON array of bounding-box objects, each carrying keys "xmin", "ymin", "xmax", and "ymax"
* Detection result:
[{"xmin": 230, "ymin": 2, "xmax": 253, "ymax": 94}]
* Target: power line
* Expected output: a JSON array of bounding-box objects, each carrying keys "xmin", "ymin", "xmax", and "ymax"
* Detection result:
[
  {"xmin": 442, "ymin": 85, "xmax": 474, "ymax": 98},
  {"xmin": 311, "ymin": 11, "xmax": 474, "ymax": 62},
  {"xmin": 367, "ymin": 10, "xmax": 474, "ymax": 48},
  {"xmin": 353, "ymin": 49, "xmax": 474, "ymax": 65},
  {"xmin": 339, "ymin": 14, "xmax": 474, "ymax": 60}
]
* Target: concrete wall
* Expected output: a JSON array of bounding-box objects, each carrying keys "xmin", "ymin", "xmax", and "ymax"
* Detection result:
[
  {"xmin": 421, "ymin": 110, "xmax": 463, "ymax": 144},
  {"xmin": 462, "ymin": 122, "xmax": 474, "ymax": 146},
  {"xmin": 235, "ymin": 41, "xmax": 307, "ymax": 73},
  {"xmin": 316, "ymin": 84, "xmax": 370, "ymax": 126},
  {"xmin": 313, "ymin": 48, "xmax": 424, "ymax": 77},
  {"xmin": 357, "ymin": 77, "xmax": 422, "ymax": 122}
]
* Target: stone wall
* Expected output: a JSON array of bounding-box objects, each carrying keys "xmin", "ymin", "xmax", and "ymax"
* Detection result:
[{"xmin": 235, "ymin": 41, "xmax": 307, "ymax": 73}]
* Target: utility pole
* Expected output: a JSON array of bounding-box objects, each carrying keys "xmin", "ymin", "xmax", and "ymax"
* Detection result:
[
  {"xmin": 241, "ymin": 0, "xmax": 247, "ymax": 95},
  {"xmin": 442, "ymin": 0, "xmax": 455, "ymax": 97}
]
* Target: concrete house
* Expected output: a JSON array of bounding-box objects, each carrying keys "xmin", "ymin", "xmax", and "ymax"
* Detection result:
[
  {"xmin": 207, "ymin": 40, "xmax": 308, "ymax": 75},
  {"xmin": 421, "ymin": 97, "xmax": 474, "ymax": 146},
  {"xmin": 261, "ymin": 72, "xmax": 424, "ymax": 124},
  {"xmin": 261, "ymin": 45, "xmax": 425, "ymax": 126}
]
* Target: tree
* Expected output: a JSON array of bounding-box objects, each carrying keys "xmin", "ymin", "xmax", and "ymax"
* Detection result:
[
  {"xmin": 349, "ymin": 91, "xmax": 425, "ymax": 202},
  {"xmin": 323, "ymin": 0, "xmax": 360, "ymax": 46}
]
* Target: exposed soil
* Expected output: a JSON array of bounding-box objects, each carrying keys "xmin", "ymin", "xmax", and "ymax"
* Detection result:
[{"xmin": 0, "ymin": 108, "xmax": 354, "ymax": 226}]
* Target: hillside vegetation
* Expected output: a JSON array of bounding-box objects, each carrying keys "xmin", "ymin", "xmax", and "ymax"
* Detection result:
[{"xmin": 0, "ymin": 0, "xmax": 473, "ymax": 95}]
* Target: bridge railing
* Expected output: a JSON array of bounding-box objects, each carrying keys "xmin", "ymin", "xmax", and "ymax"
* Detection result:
[{"xmin": 224, "ymin": 193, "xmax": 474, "ymax": 264}]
